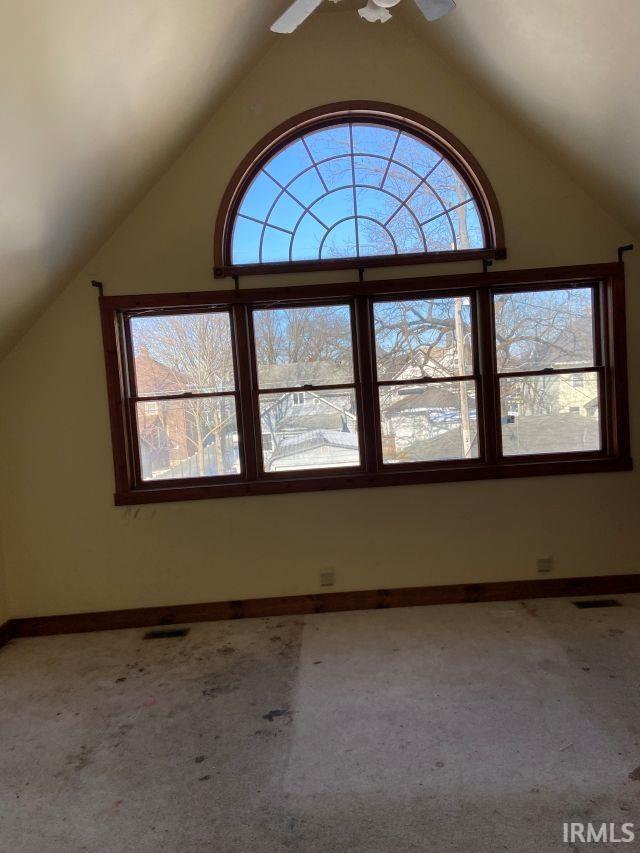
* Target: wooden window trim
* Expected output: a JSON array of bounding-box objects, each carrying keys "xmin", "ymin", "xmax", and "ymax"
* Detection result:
[
  {"xmin": 213, "ymin": 101, "xmax": 507, "ymax": 280},
  {"xmin": 99, "ymin": 262, "xmax": 631, "ymax": 505}
]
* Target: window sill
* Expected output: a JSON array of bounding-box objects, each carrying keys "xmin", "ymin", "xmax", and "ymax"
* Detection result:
[
  {"xmin": 214, "ymin": 248, "xmax": 507, "ymax": 280},
  {"xmin": 114, "ymin": 455, "xmax": 632, "ymax": 505}
]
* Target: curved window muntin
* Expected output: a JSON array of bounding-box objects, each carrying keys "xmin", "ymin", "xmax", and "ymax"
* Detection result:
[
  {"xmin": 214, "ymin": 103, "xmax": 505, "ymax": 278},
  {"xmin": 232, "ymin": 122, "xmax": 486, "ymax": 264}
]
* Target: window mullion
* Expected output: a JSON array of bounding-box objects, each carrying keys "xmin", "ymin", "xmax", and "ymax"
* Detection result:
[
  {"xmin": 354, "ymin": 295, "xmax": 380, "ymax": 472},
  {"xmin": 594, "ymin": 282, "xmax": 611, "ymax": 455},
  {"xmin": 476, "ymin": 288, "xmax": 500, "ymax": 463},
  {"xmin": 232, "ymin": 303, "xmax": 259, "ymax": 481}
]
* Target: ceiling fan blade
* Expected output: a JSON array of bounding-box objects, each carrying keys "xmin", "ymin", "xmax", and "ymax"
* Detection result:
[
  {"xmin": 413, "ymin": 0, "xmax": 456, "ymax": 22},
  {"xmin": 271, "ymin": 0, "xmax": 326, "ymax": 33}
]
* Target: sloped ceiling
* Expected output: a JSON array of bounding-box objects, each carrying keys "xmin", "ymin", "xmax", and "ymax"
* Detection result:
[
  {"xmin": 0, "ymin": 0, "xmax": 292, "ymax": 355},
  {"xmin": 407, "ymin": 0, "xmax": 640, "ymax": 239},
  {"xmin": 1, "ymin": 0, "xmax": 638, "ymax": 357}
]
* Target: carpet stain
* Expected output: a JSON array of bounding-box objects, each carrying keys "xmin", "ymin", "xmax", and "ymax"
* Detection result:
[{"xmin": 262, "ymin": 708, "xmax": 292, "ymax": 723}]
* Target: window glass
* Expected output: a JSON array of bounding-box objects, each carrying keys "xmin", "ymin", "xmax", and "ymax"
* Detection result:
[
  {"xmin": 131, "ymin": 313, "xmax": 235, "ymax": 396},
  {"xmin": 253, "ymin": 303, "xmax": 359, "ymax": 473},
  {"xmin": 494, "ymin": 287, "xmax": 599, "ymax": 457},
  {"xmin": 253, "ymin": 305, "xmax": 354, "ymax": 389},
  {"xmin": 137, "ymin": 397, "xmax": 239, "ymax": 480},
  {"xmin": 500, "ymin": 374, "xmax": 600, "ymax": 456},
  {"xmin": 232, "ymin": 121, "xmax": 484, "ymax": 265},
  {"xmin": 260, "ymin": 391, "xmax": 360, "ymax": 472},
  {"xmin": 130, "ymin": 311, "xmax": 239, "ymax": 481},
  {"xmin": 374, "ymin": 296, "xmax": 473, "ymax": 381},
  {"xmin": 379, "ymin": 381, "xmax": 478, "ymax": 464},
  {"xmin": 106, "ymin": 269, "xmax": 626, "ymax": 505},
  {"xmin": 494, "ymin": 287, "xmax": 594, "ymax": 373}
]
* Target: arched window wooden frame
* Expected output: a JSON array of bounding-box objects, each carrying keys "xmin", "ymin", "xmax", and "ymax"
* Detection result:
[{"xmin": 214, "ymin": 101, "xmax": 506, "ymax": 279}]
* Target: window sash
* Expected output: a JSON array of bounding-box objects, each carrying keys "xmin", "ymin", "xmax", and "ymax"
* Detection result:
[
  {"xmin": 371, "ymin": 290, "xmax": 480, "ymax": 467},
  {"xmin": 249, "ymin": 300, "xmax": 363, "ymax": 476},
  {"xmin": 489, "ymin": 283, "xmax": 606, "ymax": 461},
  {"xmin": 497, "ymin": 370, "xmax": 604, "ymax": 459},
  {"xmin": 123, "ymin": 307, "xmax": 245, "ymax": 487},
  {"xmin": 99, "ymin": 263, "xmax": 630, "ymax": 504}
]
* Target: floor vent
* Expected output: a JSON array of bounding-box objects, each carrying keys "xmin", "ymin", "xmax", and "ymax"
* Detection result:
[
  {"xmin": 144, "ymin": 627, "xmax": 190, "ymax": 639},
  {"xmin": 573, "ymin": 599, "xmax": 622, "ymax": 609}
]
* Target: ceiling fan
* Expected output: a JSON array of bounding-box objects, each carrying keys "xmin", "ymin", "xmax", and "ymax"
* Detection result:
[{"xmin": 271, "ymin": 0, "xmax": 456, "ymax": 33}]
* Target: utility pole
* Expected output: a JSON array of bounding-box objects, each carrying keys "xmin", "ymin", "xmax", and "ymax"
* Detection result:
[{"xmin": 454, "ymin": 297, "xmax": 472, "ymax": 457}]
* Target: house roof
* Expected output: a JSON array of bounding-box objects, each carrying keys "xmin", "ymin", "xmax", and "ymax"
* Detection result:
[
  {"xmin": 266, "ymin": 388, "xmax": 356, "ymax": 431},
  {"xmin": 269, "ymin": 429, "xmax": 359, "ymax": 464},
  {"xmin": 413, "ymin": 413, "xmax": 599, "ymax": 461},
  {"xmin": 257, "ymin": 362, "xmax": 352, "ymax": 388},
  {"xmin": 383, "ymin": 384, "xmax": 464, "ymax": 416}
]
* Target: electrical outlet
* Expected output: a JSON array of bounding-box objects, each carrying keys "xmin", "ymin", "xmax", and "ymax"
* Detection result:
[
  {"xmin": 536, "ymin": 556, "xmax": 554, "ymax": 573},
  {"xmin": 320, "ymin": 570, "xmax": 335, "ymax": 587}
]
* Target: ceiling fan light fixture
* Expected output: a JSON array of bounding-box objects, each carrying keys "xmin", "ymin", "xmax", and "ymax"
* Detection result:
[
  {"xmin": 271, "ymin": 0, "xmax": 455, "ymax": 34},
  {"xmin": 358, "ymin": 0, "xmax": 393, "ymax": 23}
]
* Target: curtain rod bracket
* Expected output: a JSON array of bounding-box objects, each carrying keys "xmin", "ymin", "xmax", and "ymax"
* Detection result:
[
  {"xmin": 618, "ymin": 244, "xmax": 634, "ymax": 263},
  {"xmin": 91, "ymin": 280, "xmax": 104, "ymax": 296},
  {"xmin": 482, "ymin": 259, "xmax": 493, "ymax": 274}
]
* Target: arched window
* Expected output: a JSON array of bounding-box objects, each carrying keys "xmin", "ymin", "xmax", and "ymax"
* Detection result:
[{"xmin": 214, "ymin": 102, "xmax": 505, "ymax": 278}]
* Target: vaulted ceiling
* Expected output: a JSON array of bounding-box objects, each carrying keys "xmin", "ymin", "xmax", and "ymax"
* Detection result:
[
  {"xmin": 0, "ymin": 0, "xmax": 291, "ymax": 355},
  {"xmin": 409, "ymin": 0, "xmax": 640, "ymax": 240},
  {"xmin": 1, "ymin": 0, "xmax": 638, "ymax": 356}
]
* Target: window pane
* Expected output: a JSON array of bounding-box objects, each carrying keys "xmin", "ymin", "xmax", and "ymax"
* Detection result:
[
  {"xmin": 131, "ymin": 313, "xmax": 235, "ymax": 397},
  {"xmin": 500, "ymin": 374, "xmax": 600, "ymax": 456},
  {"xmin": 253, "ymin": 305, "xmax": 354, "ymax": 389},
  {"xmin": 374, "ymin": 296, "xmax": 473, "ymax": 381},
  {"xmin": 231, "ymin": 121, "xmax": 486, "ymax": 266},
  {"xmin": 450, "ymin": 201, "xmax": 484, "ymax": 250},
  {"xmin": 137, "ymin": 397, "xmax": 239, "ymax": 481},
  {"xmin": 494, "ymin": 288, "xmax": 594, "ymax": 373},
  {"xmin": 259, "ymin": 390, "xmax": 359, "ymax": 472},
  {"xmin": 379, "ymin": 381, "xmax": 478, "ymax": 464}
]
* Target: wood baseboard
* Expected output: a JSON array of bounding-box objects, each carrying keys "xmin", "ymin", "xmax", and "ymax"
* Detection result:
[
  {"xmin": 0, "ymin": 619, "xmax": 13, "ymax": 650},
  {"xmin": 1, "ymin": 573, "xmax": 638, "ymax": 645}
]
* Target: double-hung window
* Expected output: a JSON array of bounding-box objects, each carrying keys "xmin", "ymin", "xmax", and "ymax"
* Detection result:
[
  {"xmin": 100, "ymin": 263, "xmax": 630, "ymax": 504},
  {"xmin": 373, "ymin": 294, "xmax": 479, "ymax": 465},
  {"xmin": 252, "ymin": 303, "xmax": 360, "ymax": 474},
  {"xmin": 494, "ymin": 286, "xmax": 603, "ymax": 457},
  {"xmin": 124, "ymin": 309, "xmax": 241, "ymax": 484}
]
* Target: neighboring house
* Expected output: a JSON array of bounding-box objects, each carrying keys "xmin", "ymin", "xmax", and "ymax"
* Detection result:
[
  {"xmin": 135, "ymin": 348, "xmax": 599, "ymax": 474},
  {"xmin": 260, "ymin": 378, "xmax": 359, "ymax": 471},
  {"xmin": 375, "ymin": 332, "xmax": 473, "ymax": 461},
  {"xmin": 380, "ymin": 383, "xmax": 474, "ymax": 461},
  {"xmin": 502, "ymin": 367, "xmax": 599, "ymax": 420},
  {"xmin": 555, "ymin": 370, "xmax": 599, "ymax": 417},
  {"xmin": 268, "ymin": 430, "xmax": 359, "ymax": 471},
  {"xmin": 389, "ymin": 342, "xmax": 463, "ymax": 383},
  {"xmin": 135, "ymin": 346, "xmax": 238, "ymax": 478},
  {"xmin": 254, "ymin": 361, "xmax": 358, "ymax": 470},
  {"xmin": 135, "ymin": 346, "xmax": 196, "ymax": 476}
]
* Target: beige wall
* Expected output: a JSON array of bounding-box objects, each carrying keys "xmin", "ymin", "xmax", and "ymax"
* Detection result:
[{"xmin": 0, "ymin": 13, "xmax": 637, "ymax": 619}]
